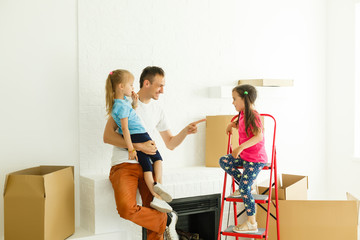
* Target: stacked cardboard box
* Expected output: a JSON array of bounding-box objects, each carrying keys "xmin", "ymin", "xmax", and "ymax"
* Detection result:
[
  {"xmin": 3, "ymin": 166, "xmax": 75, "ymax": 240},
  {"xmin": 256, "ymin": 174, "xmax": 359, "ymax": 240},
  {"xmin": 205, "ymin": 115, "xmax": 239, "ymax": 167}
]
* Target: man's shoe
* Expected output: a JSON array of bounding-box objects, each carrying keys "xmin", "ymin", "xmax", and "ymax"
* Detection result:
[
  {"xmin": 150, "ymin": 197, "xmax": 173, "ymax": 213},
  {"xmin": 154, "ymin": 183, "xmax": 173, "ymax": 202},
  {"xmin": 164, "ymin": 211, "xmax": 179, "ymax": 240}
]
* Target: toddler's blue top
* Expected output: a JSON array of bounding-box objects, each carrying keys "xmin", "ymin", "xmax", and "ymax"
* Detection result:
[{"xmin": 111, "ymin": 97, "xmax": 146, "ymax": 135}]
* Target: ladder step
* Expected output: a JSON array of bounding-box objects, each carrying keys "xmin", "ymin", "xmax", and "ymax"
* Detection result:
[
  {"xmin": 225, "ymin": 194, "xmax": 269, "ymax": 203},
  {"xmin": 221, "ymin": 225, "xmax": 266, "ymax": 239}
]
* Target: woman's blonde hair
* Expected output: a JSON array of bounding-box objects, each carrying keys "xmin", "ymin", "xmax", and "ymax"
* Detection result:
[{"xmin": 105, "ymin": 69, "xmax": 133, "ymax": 117}]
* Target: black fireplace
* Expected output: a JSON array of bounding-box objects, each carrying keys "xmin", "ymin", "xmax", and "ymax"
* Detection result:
[{"xmin": 142, "ymin": 193, "xmax": 221, "ymax": 240}]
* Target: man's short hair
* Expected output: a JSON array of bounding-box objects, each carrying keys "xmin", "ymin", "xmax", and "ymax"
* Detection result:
[{"xmin": 139, "ymin": 66, "xmax": 165, "ymax": 88}]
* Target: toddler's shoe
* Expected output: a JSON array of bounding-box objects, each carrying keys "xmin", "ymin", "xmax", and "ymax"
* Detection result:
[
  {"xmin": 233, "ymin": 221, "xmax": 258, "ymax": 233},
  {"xmin": 150, "ymin": 197, "xmax": 173, "ymax": 213},
  {"xmin": 154, "ymin": 183, "xmax": 173, "ymax": 202}
]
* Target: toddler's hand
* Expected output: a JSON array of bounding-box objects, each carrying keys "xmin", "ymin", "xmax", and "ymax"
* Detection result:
[
  {"xmin": 129, "ymin": 150, "xmax": 138, "ymax": 161},
  {"xmin": 131, "ymin": 91, "xmax": 138, "ymax": 102},
  {"xmin": 131, "ymin": 91, "xmax": 139, "ymax": 108}
]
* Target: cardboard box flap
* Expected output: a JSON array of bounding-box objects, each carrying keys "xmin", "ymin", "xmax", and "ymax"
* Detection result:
[
  {"xmin": 43, "ymin": 166, "xmax": 74, "ymax": 198},
  {"xmin": 282, "ymin": 174, "xmax": 308, "ymax": 189},
  {"xmin": 9, "ymin": 166, "xmax": 44, "ymax": 176},
  {"xmin": 3, "ymin": 174, "xmax": 10, "ymax": 196},
  {"xmin": 346, "ymin": 192, "xmax": 360, "ymax": 226},
  {"xmin": 4, "ymin": 174, "xmax": 45, "ymax": 198},
  {"xmin": 40, "ymin": 165, "xmax": 73, "ymax": 176},
  {"xmin": 43, "ymin": 166, "xmax": 74, "ymax": 239},
  {"xmin": 257, "ymin": 174, "xmax": 308, "ymax": 200},
  {"xmin": 8, "ymin": 165, "xmax": 72, "ymax": 177},
  {"xmin": 282, "ymin": 174, "xmax": 308, "ymax": 200}
]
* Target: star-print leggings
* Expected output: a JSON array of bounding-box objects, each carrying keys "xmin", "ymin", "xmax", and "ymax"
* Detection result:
[{"xmin": 219, "ymin": 154, "xmax": 266, "ymax": 216}]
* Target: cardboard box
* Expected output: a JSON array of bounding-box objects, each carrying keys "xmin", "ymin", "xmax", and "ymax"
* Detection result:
[
  {"xmin": 4, "ymin": 166, "xmax": 75, "ymax": 240},
  {"xmin": 256, "ymin": 175, "xmax": 359, "ymax": 240},
  {"xmin": 257, "ymin": 174, "xmax": 308, "ymax": 200},
  {"xmin": 257, "ymin": 174, "xmax": 308, "ymax": 240},
  {"xmin": 238, "ymin": 79, "xmax": 294, "ymax": 87},
  {"xmin": 205, "ymin": 115, "xmax": 239, "ymax": 167},
  {"xmin": 277, "ymin": 193, "xmax": 359, "ymax": 240}
]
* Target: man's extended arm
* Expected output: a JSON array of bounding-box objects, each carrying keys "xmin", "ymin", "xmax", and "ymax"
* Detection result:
[
  {"xmin": 160, "ymin": 119, "xmax": 206, "ymax": 150},
  {"xmin": 103, "ymin": 117, "xmax": 157, "ymax": 155}
]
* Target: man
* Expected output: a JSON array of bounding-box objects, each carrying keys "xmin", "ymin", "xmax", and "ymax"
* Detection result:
[{"xmin": 103, "ymin": 66, "xmax": 204, "ymax": 240}]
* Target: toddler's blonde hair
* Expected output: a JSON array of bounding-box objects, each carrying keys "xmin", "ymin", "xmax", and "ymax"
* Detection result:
[{"xmin": 105, "ymin": 69, "xmax": 133, "ymax": 117}]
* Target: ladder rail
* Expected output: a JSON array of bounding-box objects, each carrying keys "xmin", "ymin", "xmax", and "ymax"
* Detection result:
[
  {"xmin": 229, "ymin": 115, "xmax": 239, "ymax": 240},
  {"xmin": 261, "ymin": 114, "xmax": 276, "ymax": 240},
  {"xmin": 217, "ymin": 123, "xmax": 235, "ymax": 240}
]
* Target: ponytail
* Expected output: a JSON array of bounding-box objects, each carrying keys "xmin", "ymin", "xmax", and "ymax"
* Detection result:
[
  {"xmin": 105, "ymin": 69, "xmax": 133, "ymax": 117},
  {"xmin": 105, "ymin": 75, "xmax": 115, "ymax": 117},
  {"xmin": 233, "ymin": 84, "xmax": 261, "ymax": 137},
  {"xmin": 243, "ymin": 94, "xmax": 260, "ymax": 137}
]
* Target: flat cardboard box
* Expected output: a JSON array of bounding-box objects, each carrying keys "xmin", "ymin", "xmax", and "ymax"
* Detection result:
[
  {"xmin": 4, "ymin": 166, "xmax": 75, "ymax": 240},
  {"xmin": 258, "ymin": 174, "xmax": 308, "ymax": 200},
  {"xmin": 205, "ymin": 115, "xmax": 239, "ymax": 167},
  {"xmin": 238, "ymin": 79, "xmax": 294, "ymax": 87}
]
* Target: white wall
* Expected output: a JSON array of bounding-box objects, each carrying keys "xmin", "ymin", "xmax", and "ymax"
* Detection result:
[
  {"xmin": 79, "ymin": 0, "xmax": 328, "ymax": 199},
  {"xmin": 0, "ymin": 0, "xmax": 79, "ymax": 238},
  {"xmin": 327, "ymin": 0, "xmax": 360, "ymax": 199}
]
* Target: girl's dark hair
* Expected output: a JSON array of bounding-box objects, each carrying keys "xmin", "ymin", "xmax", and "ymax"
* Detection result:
[
  {"xmin": 139, "ymin": 66, "xmax": 165, "ymax": 88},
  {"xmin": 233, "ymin": 84, "xmax": 261, "ymax": 136}
]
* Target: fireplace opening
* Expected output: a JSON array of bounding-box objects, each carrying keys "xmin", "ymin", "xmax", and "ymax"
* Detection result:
[{"xmin": 143, "ymin": 193, "xmax": 221, "ymax": 240}]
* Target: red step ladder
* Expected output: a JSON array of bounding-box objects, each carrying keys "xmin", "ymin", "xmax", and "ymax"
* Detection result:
[{"xmin": 217, "ymin": 114, "xmax": 280, "ymax": 240}]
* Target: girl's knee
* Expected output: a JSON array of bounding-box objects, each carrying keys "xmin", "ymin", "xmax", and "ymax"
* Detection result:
[{"xmin": 219, "ymin": 158, "xmax": 224, "ymax": 168}]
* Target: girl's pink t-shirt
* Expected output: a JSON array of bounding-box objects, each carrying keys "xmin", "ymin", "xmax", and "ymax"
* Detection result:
[{"xmin": 238, "ymin": 111, "xmax": 268, "ymax": 163}]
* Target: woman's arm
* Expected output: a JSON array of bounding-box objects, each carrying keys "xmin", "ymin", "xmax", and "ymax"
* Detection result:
[{"xmin": 103, "ymin": 117, "xmax": 157, "ymax": 155}]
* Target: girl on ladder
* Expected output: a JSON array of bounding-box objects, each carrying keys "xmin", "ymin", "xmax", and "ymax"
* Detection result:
[{"xmin": 219, "ymin": 84, "xmax": 267, "ymax": 233}]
